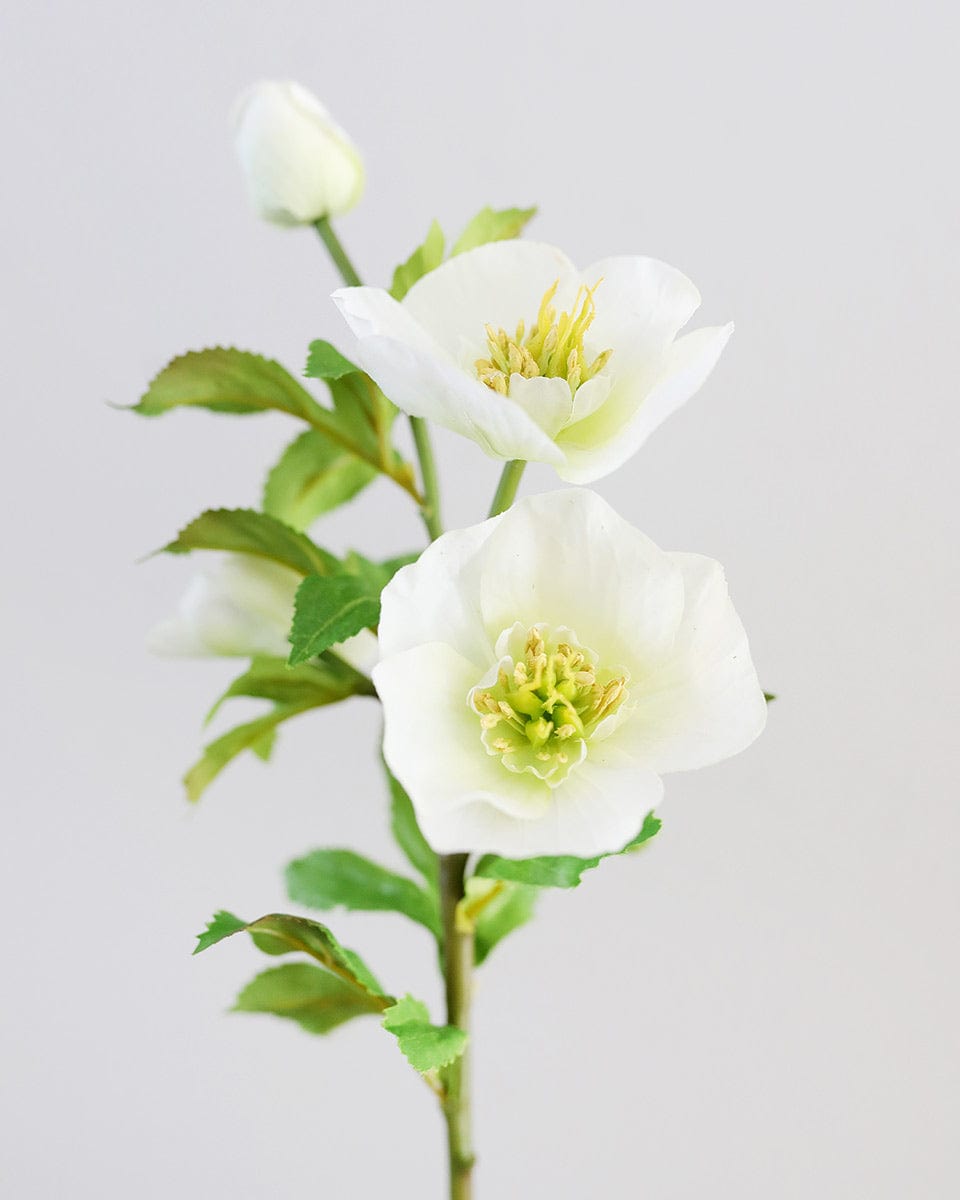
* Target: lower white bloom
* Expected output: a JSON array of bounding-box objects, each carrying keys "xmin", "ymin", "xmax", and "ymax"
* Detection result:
[
  {"xmin": 334, "ymin": 240, "xmax": 731, "ymax": 484},
  {"xmin": 374, "ymin": 489, "xmax": 765, "ymax": 857},
  {"xmin": 148, "ymin": 553, "xmax": 376, "ymax": 671}
]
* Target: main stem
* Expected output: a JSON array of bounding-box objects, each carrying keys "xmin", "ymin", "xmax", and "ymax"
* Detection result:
[
  {"xmin": 439, "ymin": 853, "xmax": 474, "ymax": 1199},
  {"xmin": 313, "ymin": 217, "xmax": 442, "ymax": 541},
  {"xmin": 488, "ymin": 459, "xmax": 526, "ymax": 517}
]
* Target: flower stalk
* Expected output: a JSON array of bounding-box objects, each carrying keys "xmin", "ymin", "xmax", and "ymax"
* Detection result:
[
  {"xmin": 314, "ymin": 217, "xmax": 442, "ymax": 541},
  {"xmin": 439, "ymin": 853, "xmax": 475, "ymax": 1199},
  {"xmin": 488, "ymin": 459, "xmax": 526, "ymax": 517}
]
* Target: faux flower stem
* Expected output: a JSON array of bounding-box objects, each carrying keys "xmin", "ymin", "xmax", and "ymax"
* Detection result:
[
  {"xmin": 314, "ymin": 217, "xmax": 442, "ymax": 540},
  {"xmin": 488, "ymin": 459, "xmax": 526, "ymax": 517},
  {"xmin": 313, "ymin": 216, "xmax": 362, "ymax": 287},
  {"xmin": 410, "ymin": 415, "xmax": 443, "ymax": 540},
  {"xmin": 439, "ymin": 852, "xmax": 474, "ymax": 1199}
]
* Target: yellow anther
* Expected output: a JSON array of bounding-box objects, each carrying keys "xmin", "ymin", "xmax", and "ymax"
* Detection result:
[{"xmin": 475, "ymin": 278, "xmax": 612, "ymax": 398}]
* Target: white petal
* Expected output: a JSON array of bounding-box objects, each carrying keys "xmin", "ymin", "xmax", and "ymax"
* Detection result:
[
  {"xmin": 333, "ymin": 287, "xmax": 564, "ymax": 465},
  {"xmin": 478, "ymin": 489, "xmax": 684, "ymax": 670},
  {"xmin": 420, "ymin": 758, "xmax": 663, "ymax": 857},
  {"xmin": 375, "ymin": 642, "xmax": 552, "ymax": 830},
  {"xmin": 568, "ymin": 373, "xmax": 611, "ymax": 424},
  {"xmin": 616, "ymin": 553, "xmax": 767, "ymax": 773},
  {"xmin": 148, "ymin": 555, "xmax": 298, "ymax": 659},
  {"xmin": 377, "ymin": 518, "xmax": 501, "ymax": 666},
  {"xmin": 402, "ymin": 241, "xmax": 580, "ymax": 362},
  {"xmin": 506, "ymin": 374, "xmax": 573, "ymax": 439},
  {"xmin": 555, "ymin": 323, "xmax": 733, "ymax": 484},
  {"xmin": 583, "ymin": 256, "xmax": 703, "ymax": 368}
]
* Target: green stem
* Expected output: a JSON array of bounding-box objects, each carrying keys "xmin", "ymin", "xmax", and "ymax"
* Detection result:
[
  {"xmin": 313, "ymin": 216, "xmax": 442, "ymax": 542},
  {"xmin": 313, "ymin": 216, "xmax": 362, "ymax": 287},
  {"xmin": 410, "ymin": 416, "xmax": 443, "ymax": 540},
  {"xmin": 488, "ymin": 459, "xmax": 526, "ymax": 517},
  {"xmin": 439, "ymin": 853, "xmax": 474, "ymax": 1199}
]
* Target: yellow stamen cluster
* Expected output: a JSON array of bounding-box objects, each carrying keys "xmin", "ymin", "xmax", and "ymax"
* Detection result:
[
  {"xmin": 471, "ymin": 626, "xmax": 628, "ymax": 784},
  {"xmin": 475, "ymin": 279, "xmax": 613, "ymax": 397}
]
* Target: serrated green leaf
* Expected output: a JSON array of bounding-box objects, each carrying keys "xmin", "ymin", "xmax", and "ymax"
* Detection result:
[
  {"xmin": 386, "ymin": 768, "xmax": 438, "ymax": 885},
  {"xmin": 286, "ymin": 849, "xmax": 440, "ymax": 937},
  {"xmin": 475, "ymin": 810, "xmax": 662, "ymax": 888},
  {"xmin": 382, "ymin": 995, "xmax": 468, "ymax": 1073},
  {"xmin": 263, "ymin": 430, "xmax": 376, "ymax": 530},
  {"xmin": 130, "ymin": 347, "xmax": 327, "ymax": 423},
  {"xmin": 194, "ymin": 910, "xmax": 248, "ymax": 954},
  {"xmin": 161, "ymin": 508, "xmax": 339, "ymax": 577},
  {"xmin": 194, "ymin": 910, "xmax": 386, "ymax": 998},
  {"xmin": 390, "ymin": 220, "xmax": 445, "ymax": 301},
  {"xmin": 304, "ymin": 340, "xmax": 360, "ymax": 381},
  {"xmin": 288, "ymin": 574, "xmax": 380, "ymax": 666},
  {"xmin": 234, "ymin": 963, "xmax": 385, "ymax": 1035},
  {"xmin": 451, "ymin": 205, "xmax": 538, "ymax": 256},
  {"xmin": 205, "ymin": 655, "xmax": 374, "ymax": 724},
  {"xmin": 184, "ymin": 702, "xmax": 316, "ymax": 802},
  {"xmin": 471, "ymin": 881, "xmax": 539, "ymax": 965}
]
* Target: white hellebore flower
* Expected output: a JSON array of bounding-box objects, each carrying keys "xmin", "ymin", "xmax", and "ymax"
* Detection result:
[
  {"xmin": 232, "ymin": 81, "xmax": 364, "ymax": 226},
  {"xmin": 148, "ymin": 553, "xmax": 376, "ymax": 671},
  {"xmin": 375, "ymin": 489, "xmax": 765, "ymax": 857},
  {"xmin": 334, "ymin": 241, "xmax": 732, "ymax": 483}
]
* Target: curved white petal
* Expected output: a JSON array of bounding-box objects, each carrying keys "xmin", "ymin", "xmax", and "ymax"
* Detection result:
[
  {"xmin": 419, "ymin": 758, "xmax": 663, "ymax": 857},
  {"xmin": 402, "ymin": 241, "xmax": 580, "ymax": 361},
  {"xmin": 582, "ymin": 256, "xmax": 702, "ymax": 368},
  {"xmin": 506, "ymin": 374, "xmax": 573, "ymax": 438},
  {"xmin": 478, "ymin": 489, "xmax": 684, "ymax": 670},
  {"xmin": 375, "ymin": 643, "xmax": 553, "ymax": 831},
  {"xmin": 148, "ymin": 555, "xmax": 298, "ymax": 659},
  {"xmin": 334, "ymin": 287, "xmax": 564, "ymax": 465},
  {"xmin": 555, "ymin": 323, "xmax": 733, "ymax": 484},
  {"xmin": 617, "ymin": 553, "xmax": 767, "ymax": 773},
  {"xmin": 377, "ymin": 518, "xmax": 501, "ymax": 666}
]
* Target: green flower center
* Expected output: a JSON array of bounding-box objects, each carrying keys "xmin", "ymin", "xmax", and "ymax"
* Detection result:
[
  {"xmin": 475, "ymin": 279, "xmax": 613, "ymax": 397},
  {"xmin": 470, "ymin": 625, "xmax": 628, "ymax": 785}
]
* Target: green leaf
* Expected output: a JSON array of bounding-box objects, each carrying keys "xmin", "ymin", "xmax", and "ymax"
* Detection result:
[
  {"xmin": 389, "ymin": 220, "xmax": 445, "ymax": 301},
  {"xmin": 475, "ymin": 810, "xmax": 662, "ymax": 889},
  {"xmin": 184, "ymin": 703, "xmax": 315, "ymax": 802},
  {"xmin": 764, "ymin": 691, "xmax": 777, "ymax": 703},
  {"xmin": 382, "ymin": 995, "xmax": 468, "ymax": 1073},
  {"xmin": 234, "ymin": 963, "xmax": 385, "ymax": 1035},
  {"xmin": 304, "ymin": 340, "xmax": 360, "ymax": 382},
  {"xmin": 193, "ymin": 910, "xmax": 386, "ymax": 998},
  {"xmin": 263, "ymin": 430, "xmax": 375, "ymax": 530},
  {"xmin": 472, "ymin": 881, "xmax": 539, "ymax": 965},
  {"xmin": 161, "ymin": 508, "xmax": 339, "ymax": 577},
  {"xmin": 195, "ymin": 910, "xmax": 248, "ymax": 954},
  {"xmin": 386, "ymin": 768, "xmax": 438, "ymax": 885},
  {"xmin": 451, "ymin": 205, "xmax": 538, "ymax": 256},
  {"xmin": 288, "ymin": 574, "xmax": 380, "ymax": 666},
  {"xmin": 286, "ymin": 849, "xmax": 440, "ymax": 937},
  {"xmin": 131, "ymin": 347, "xmax": 327, "ymax": 423},
  {"xmin": 205, "ymin": 655, "xmax": 374, "ymax": 724}
]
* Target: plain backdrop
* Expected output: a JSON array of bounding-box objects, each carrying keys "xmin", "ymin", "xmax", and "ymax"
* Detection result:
[{"xmin": 2, "ymin": 2, "xmax": 957, "ymax": 1196}]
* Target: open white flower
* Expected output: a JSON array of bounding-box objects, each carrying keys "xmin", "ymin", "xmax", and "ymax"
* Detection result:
[
  {"xmin": 148, "ymin": 553, "xmax": 376, "ymax": 671},
  {"xmin": 374, "ymin": 489, "xmax": 765, "ymax": 857},
  {"xmin": 334, "ymin": 241, "xmax": 732, "ymax": 483},
  {"xmin": 232, "ymin": 81, "xmax": 364, "ymax": 225}
]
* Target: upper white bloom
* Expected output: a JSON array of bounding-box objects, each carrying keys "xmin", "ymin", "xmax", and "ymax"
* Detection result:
[
  {"xmin": 374, "ymin": 489, "xmax": 765, "ymax": 857},
  {"xmin": 334, "ymin": 241, "xmax": 732, "ymax": 483},
  {"xmin": 232, "ymin": 81, "xmax": 364, "ymax": 225},
  {"xmin": 149, "ymin": 553, "xmax": 377, "ymax": 671}
]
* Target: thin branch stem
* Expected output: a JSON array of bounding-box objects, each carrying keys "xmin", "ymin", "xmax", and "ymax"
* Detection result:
[
  {"xmin": 488, "ymin": 459, "xmax": 527, "ymax": 517},
  {"xmin": 439, "ymin": 853, "xmax": 474, "ymax": 1199},
  {"xmin": 313, "ymin": 217, "xmax": 442, "ymax": 542}
]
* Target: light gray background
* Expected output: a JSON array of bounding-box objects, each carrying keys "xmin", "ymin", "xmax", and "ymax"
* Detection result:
[{"xmin": 2, "ymin": 2, "xmax": 957, "ymax": 1196}]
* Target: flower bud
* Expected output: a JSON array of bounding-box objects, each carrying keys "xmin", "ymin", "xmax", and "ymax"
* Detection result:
[{"xmin": 232, "ymin": 81, "xmax": 364, "ymax": 226}]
